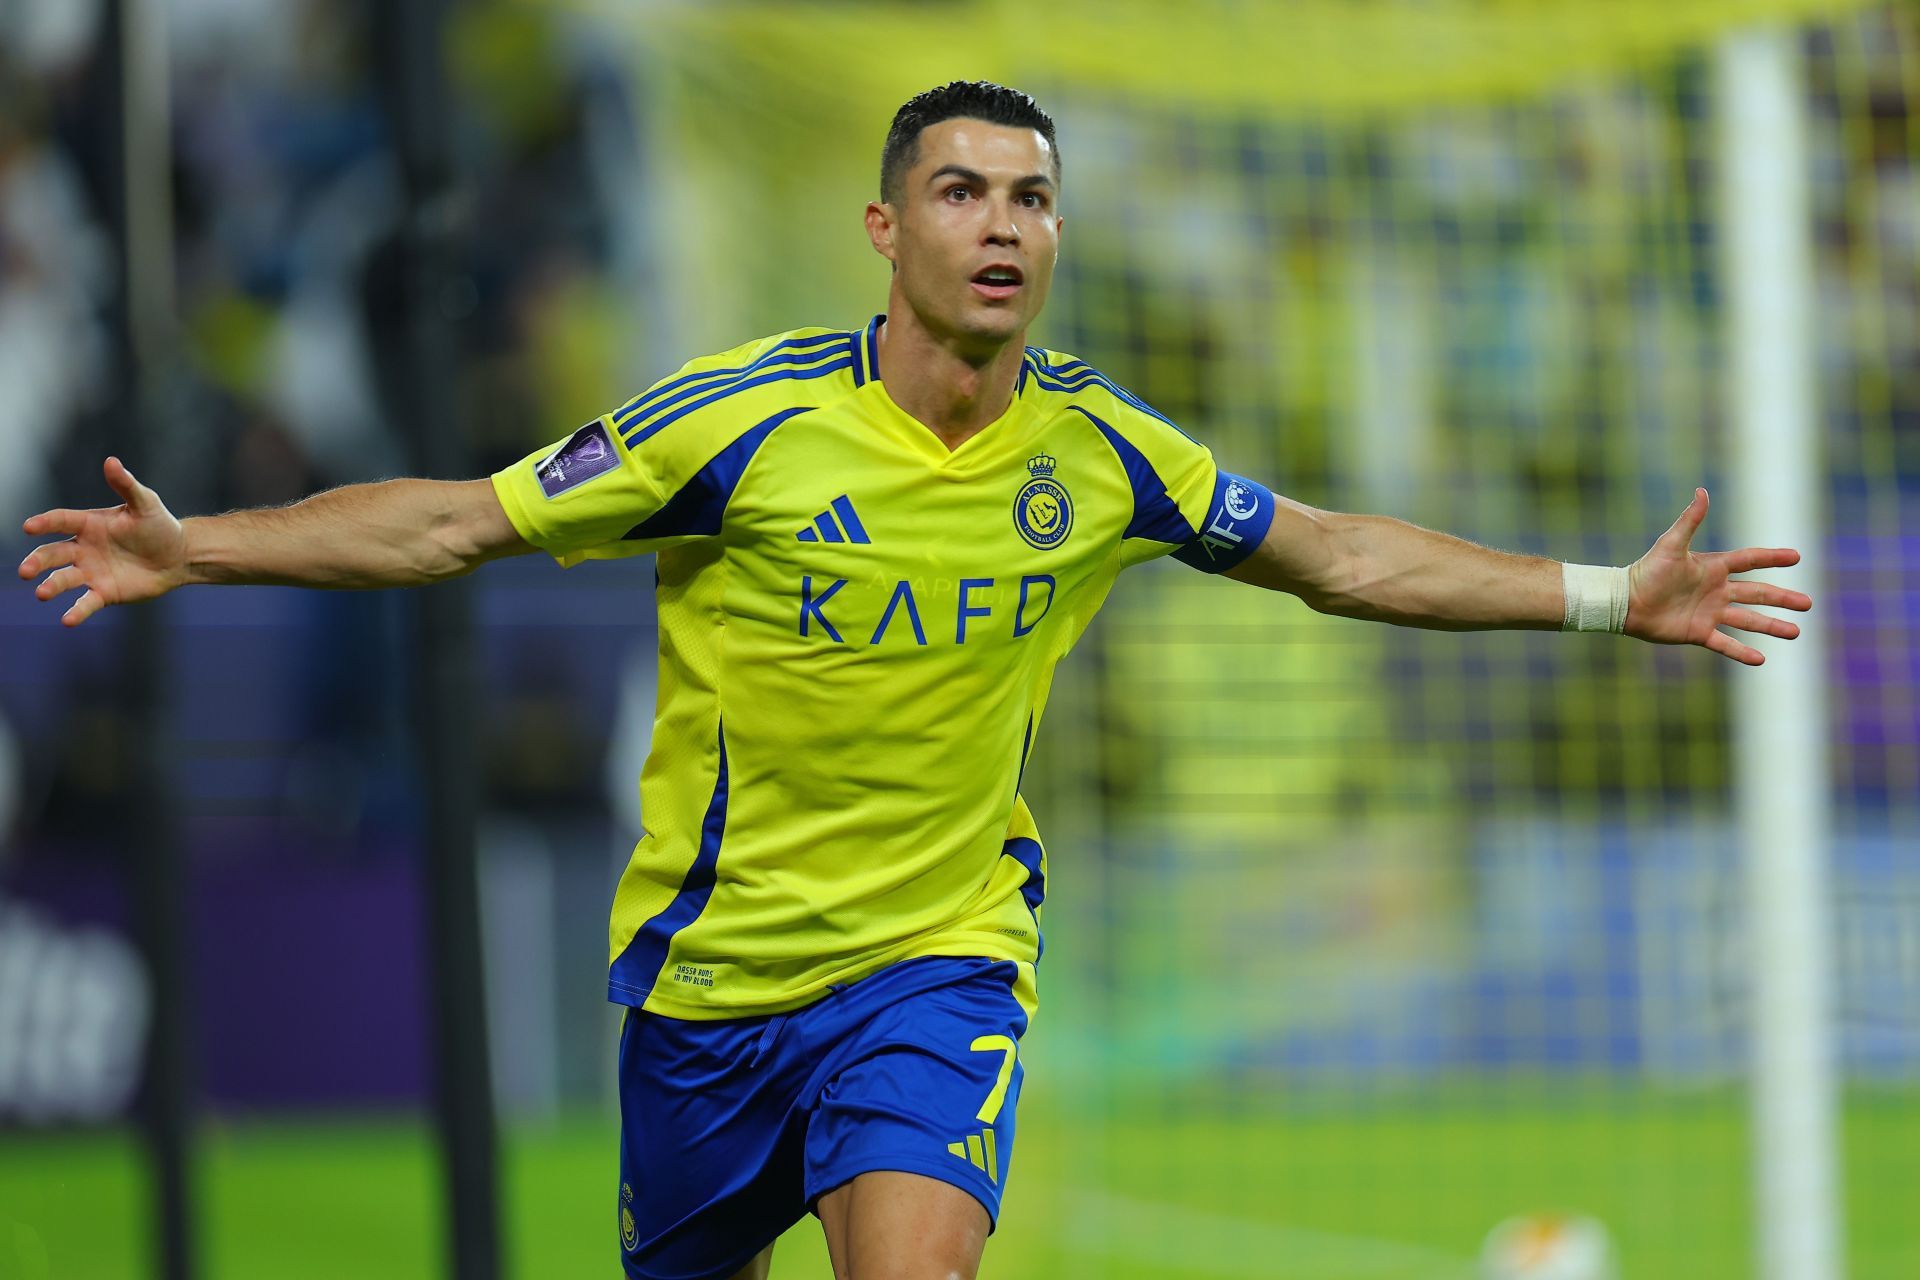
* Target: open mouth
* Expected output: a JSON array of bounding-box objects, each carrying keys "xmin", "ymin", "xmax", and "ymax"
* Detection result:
[{"xmin": 971, "ymin": 265, "xmax": 1024, "ymax": 300}]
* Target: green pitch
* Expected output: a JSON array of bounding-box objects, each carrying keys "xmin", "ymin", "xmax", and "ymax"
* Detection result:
[{"xmin": 4, "ymin": 1085, "xmax": 1914, "ymax": 1279}]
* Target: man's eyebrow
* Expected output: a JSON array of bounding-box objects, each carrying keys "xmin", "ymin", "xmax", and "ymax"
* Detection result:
[
  {"xmin": 925, "ymin": 165, "xmax": 1055, "ymax": 191},
  {"xmin": 926, "ymin": 165, "xmax": 986, "ymax": 187}
]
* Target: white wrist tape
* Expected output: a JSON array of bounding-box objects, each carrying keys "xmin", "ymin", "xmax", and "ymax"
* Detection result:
[{"xmin": 1561, "ymin": 563, "xmax": 1631, "ymax": 634}]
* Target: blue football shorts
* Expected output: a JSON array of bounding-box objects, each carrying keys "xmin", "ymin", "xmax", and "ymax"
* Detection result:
[{"xmin": 614, "ymin": 954, "xmax": 1034, "ymax": 1280}]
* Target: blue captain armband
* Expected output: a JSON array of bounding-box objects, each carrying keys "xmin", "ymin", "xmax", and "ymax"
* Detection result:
[{"xmin": 1172, "ymin": 471, "xmax": 1276, "ymax": 573}]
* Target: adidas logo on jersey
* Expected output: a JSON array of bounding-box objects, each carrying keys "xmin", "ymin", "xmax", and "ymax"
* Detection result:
[
  {"xmin": 947, "ymin": 1129, "xmax": 1001, "ymax": 1183},
  {"xmin": 795, "ymin": 494, "xmax": 871, "ymax": 544}
]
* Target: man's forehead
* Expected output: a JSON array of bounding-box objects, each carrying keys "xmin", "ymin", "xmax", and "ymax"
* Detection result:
[{"xmin": 911, "ymin": 118, "xmax": 1055, "ymax": 179}]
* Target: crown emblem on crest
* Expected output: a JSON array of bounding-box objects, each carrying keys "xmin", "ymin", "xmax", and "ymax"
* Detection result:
[{"xmin": 1014, "ymin": 452, "xmax": 1073, "ymax": 550}]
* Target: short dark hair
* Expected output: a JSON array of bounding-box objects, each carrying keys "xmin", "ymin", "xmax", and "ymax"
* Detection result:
[{"xmin": 879, "ymin": 80, "xmax": 1059, "ymax": 204}]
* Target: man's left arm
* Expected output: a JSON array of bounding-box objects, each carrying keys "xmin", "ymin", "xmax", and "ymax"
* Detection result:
[{"xmin": 1224, "ymin": 485, "xmax": 1811, "ymax": 666}]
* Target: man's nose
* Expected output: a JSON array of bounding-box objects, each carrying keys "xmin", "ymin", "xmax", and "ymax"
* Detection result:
[{"xmin": 984, "ymin": 207, "xmax": 1020, "ymax": 245}]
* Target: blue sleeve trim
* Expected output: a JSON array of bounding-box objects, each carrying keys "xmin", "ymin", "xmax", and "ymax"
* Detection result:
[
  {"xmin": 1172, "ymin": 471, "xmax": 1276, "ymax": 574},
  {"xmin": 611, "ymin": 330, "xmax": 847, "ymax": 428},
  {"xmin": 621, "ymin": 406, "xmax": 810, "ymax": 541},
  {"xmin": 1073, "ymin": 406, "xmax": 1199, "ymax": 545},
  {"xmin": 1031, "ymin": 356, "xmax": 1196, "ymax": 442},
  {"xmin": 622, "ymin": 348, "xmax": 852, "ymax": 447}
]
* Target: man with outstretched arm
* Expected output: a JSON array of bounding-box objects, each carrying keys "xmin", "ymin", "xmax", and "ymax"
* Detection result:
[{"xmin": 21, "ymin": 80, "xmax": 1809, "ymax": 1280}]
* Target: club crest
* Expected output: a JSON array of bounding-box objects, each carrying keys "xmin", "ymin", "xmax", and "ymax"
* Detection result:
[{"xmin": 1013, "ymin": 454, "xmax": 1073, "ymax": 550}]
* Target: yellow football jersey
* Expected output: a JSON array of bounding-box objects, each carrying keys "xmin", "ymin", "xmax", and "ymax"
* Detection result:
[{"xmin": 491, "ymin": 316, "xmax": 1275, "ymax": 1018}]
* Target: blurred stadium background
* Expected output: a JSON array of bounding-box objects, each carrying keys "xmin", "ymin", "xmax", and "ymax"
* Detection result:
[{"xmin": 2, "ymin": 0, "xmax": 1916, "ymax": 1277}]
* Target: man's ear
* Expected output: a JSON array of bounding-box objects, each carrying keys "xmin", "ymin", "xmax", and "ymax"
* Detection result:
[{"xmin": 865, "ymin": 200, "xmax": 897, "ymax": 264}]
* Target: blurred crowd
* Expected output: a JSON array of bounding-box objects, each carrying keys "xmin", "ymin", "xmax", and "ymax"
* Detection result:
[
  {"xmin": 1, "ymin": 0, "xmax": 647, "ymax": 861},
  {"xmin": 1, "ymin": 0, "xmax": 659, "ymax": 1116}
]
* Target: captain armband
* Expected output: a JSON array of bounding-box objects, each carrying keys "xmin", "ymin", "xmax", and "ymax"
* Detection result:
[{"xmin": 1172, "ymin": 472, "xmax": 1277, "ymax": 574}]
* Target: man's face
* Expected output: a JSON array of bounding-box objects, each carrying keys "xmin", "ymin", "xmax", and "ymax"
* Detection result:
[{"xmin": 867, "ymin": 118, "xmax": 1062, "ymax": 353}]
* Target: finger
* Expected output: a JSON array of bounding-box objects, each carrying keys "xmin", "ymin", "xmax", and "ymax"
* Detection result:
[
  {"xmin": 35, "ymin": 566, "xmax": 91, "ymax": 602},
  {"xmin": 102, "ymin": 456, "xmax": 158, "ymax": 515},
  {"xmin": 1722, "ymin": 606, "xmax": 1800, "ymax": 640},
  {"xmin": 62, "ymin": 589, "xmax": 108, "ymax": 628},
  {"xmin": 1728, "ymin": 581, "xmax": 1813, "ymax": 612},
  {"xmin": 1658, "ymin": 487, "xmax": 1710, "ymax": 552},
  {"xmin": 1721, "ymin": 546, "xmax": 1801, "ymax": 573},
  {"xmin": 22, "ymin": 508, "xmax": 90, "ymax": 538},
  {"xmin": 19, "ymin": 539, "xmax": 80, "ymax": 580},
  {"xmin": 1704, "ymin": 628, "xmax": 1764, "ymax": 666}
]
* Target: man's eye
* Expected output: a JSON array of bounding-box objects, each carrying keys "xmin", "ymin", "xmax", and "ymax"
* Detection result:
[
  {"xmin": 946, "ymin": 186, "xmax": 971, "ymax": 201},
  {"xmin": 1020, "ymin": 193, "xmax": 1045, "ymax": 208}
]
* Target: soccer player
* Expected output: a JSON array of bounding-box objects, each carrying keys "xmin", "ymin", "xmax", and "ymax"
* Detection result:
[{"xmin": 18, "ymin": 81, "xmax": 1810, "ymax": 1280}]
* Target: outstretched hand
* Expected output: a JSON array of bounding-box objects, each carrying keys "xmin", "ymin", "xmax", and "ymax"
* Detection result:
[
  {"xmin": 1626, "ymin": 488, "xmax": 1811, "ymax": 666},
  {"xmin": 18, "ymin": 457, "xmax": 189, "ymax": 627}
]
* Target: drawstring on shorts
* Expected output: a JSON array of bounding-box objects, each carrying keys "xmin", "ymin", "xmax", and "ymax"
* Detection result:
[{"xmin": 748, "ymin": 1012, "xmax": 789, "ymax": 1069}]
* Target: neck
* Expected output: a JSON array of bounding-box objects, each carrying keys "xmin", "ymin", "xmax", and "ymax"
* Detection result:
[{"xmin": 875, "ymin": 297, "xmax": 1026, "ymax": 451}]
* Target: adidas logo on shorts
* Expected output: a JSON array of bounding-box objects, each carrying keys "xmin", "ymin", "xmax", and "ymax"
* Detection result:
[{"xmin": 946, "ymin": 1129, "xmax": 1000, "ymax": 1183}]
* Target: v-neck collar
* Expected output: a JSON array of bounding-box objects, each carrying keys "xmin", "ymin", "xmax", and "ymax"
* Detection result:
[{"xmin": 855, "ymin": 313, "xmax": 1037, "ymax": 468}]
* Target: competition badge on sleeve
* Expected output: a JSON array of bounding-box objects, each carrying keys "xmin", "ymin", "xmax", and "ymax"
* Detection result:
[
  {"xmin": 1013, "ymin": 454, "xmax": 1073, "ymax": 550},
  {"xmin": 537, "ymin": 420, "xmax": 620, "ymax": 498}
]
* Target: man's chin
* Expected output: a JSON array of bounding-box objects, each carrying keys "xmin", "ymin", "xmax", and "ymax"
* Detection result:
[
  {"xmin": 901, "ymin": 291, "xmax": 1036, "ymax": 355},
  {"xmin": 952, "ymin": 303, "xmax": 1030, "ymax": 347}
]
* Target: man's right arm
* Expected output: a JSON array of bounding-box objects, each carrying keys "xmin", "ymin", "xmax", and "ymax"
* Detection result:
[{"xmin": 19, "ymin": 456, "xmax": 535, "ymax": 627}]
